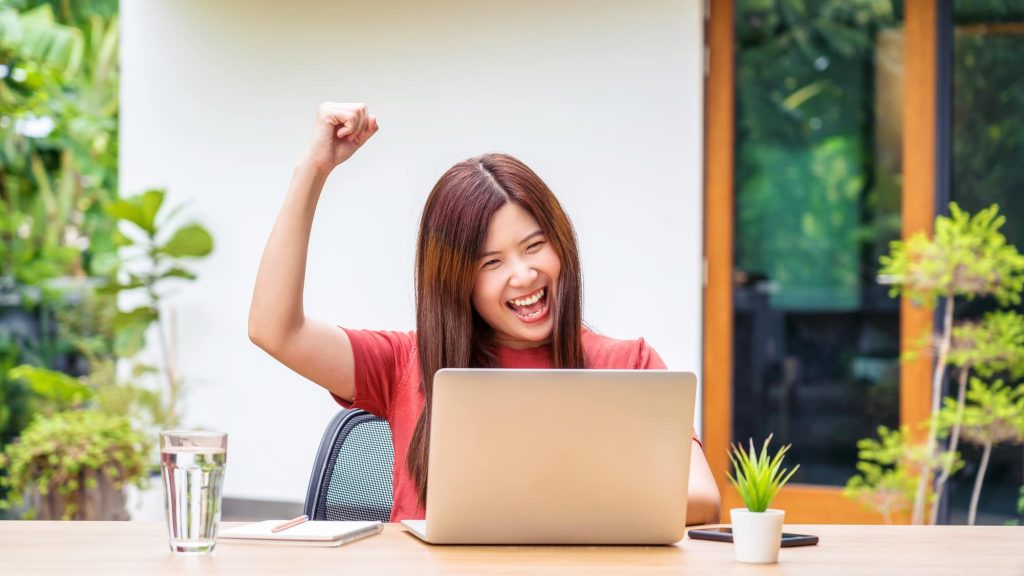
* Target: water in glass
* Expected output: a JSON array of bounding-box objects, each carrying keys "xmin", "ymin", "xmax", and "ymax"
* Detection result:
[{"xmin": 160, "ymin": 432, "xmax": 227, "ymax": 553}]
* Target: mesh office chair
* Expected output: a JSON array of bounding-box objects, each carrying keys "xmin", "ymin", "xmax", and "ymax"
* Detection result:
[{"xmin": 304, "ymin": 408, "xmax": 394, "ymax": 522}]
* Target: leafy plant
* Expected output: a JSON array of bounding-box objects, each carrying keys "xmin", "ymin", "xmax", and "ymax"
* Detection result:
[
  {"xmin": 874, "ymin": 202, "xmax": 1024, "ymax": 524},
  {"xmin": 1, "ymin": 4, "xmax": 121, "ymax": 284},
  {"xmin": 0, "ymin": 2, "xmax": 216, "ymax": 521},
  {"xmin": 880, "ymin": 203, "xmax": 1024, "ymax": 308},
  {"xmin": 726, "ymin": 435, "xmax": 799, "ymax": 513},
  {"xmin": 937, "ymin": 378, "xmax": 1024, "ymax": 525},
  {"xmin": 843, "ymin": 425, "xmax": 960, "ymax": 524},
  {"xmin": 100, "ymin": 189, "xmax": 213, "ymax": 427},
  {"xmin": 7, "ymin": 189, "xmax": 214, "ymax": 431},
  {"xmin": 0, "ymin": 3, "xmax": 82, "ymax": 73},
  {"xmin": 8, "ymin": 364, "xmax": 91, "ymax": 411},
  {"xmin": 931, "ymin": 311, "xmax": 1024, "ymax": 521},
  {"xmin": 1, "ymin": 188, "xmax": 213, "ymax": 519},
  {"xmin": 0, "ymin": 409, "xmax": 151, "ymax": 519}
]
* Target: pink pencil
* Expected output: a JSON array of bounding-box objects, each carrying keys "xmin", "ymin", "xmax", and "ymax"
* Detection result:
[{"xmin": 271, "ymin": 514, "xmax": 309, "ymax": 533}]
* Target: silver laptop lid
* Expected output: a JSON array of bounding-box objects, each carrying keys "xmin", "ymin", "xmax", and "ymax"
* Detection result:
[{"xmin": 423, "ymin": 369, "xmax": 696, "ymax": 545}]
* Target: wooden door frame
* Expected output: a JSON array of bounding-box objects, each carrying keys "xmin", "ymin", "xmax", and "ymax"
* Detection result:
[{"xmin": 702, "ymin": 0, "xmax": 938, "ymax": 523}]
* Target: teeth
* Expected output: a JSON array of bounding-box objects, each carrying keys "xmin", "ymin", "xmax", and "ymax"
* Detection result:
[{"xmin": 509, "ymin": 288, "xmax": 545, "ymax": 307}]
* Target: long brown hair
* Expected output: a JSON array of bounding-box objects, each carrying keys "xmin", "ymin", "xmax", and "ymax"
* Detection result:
[{"xmin": 408, "ymin": 153, "xmax": 586, "ymax": 506}]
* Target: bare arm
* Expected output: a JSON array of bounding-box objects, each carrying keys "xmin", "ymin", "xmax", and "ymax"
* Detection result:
[
  {"xmin": 248, "ymin": 103, "xmax": 379, "ymax": 401},
  {"xmin": 686, "ymin": 440, "xmax": 723, "ymax": 526}
]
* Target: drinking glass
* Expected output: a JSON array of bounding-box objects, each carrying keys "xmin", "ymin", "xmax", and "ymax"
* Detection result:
[{"xmin": 160, "ymin": 430, "xmax": 227, "ymax": 554}]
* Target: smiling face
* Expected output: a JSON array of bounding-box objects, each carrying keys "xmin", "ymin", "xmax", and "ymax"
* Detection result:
[{"xmin": 472, "ymin": 202, "xmax": 561, "ymax": 349}]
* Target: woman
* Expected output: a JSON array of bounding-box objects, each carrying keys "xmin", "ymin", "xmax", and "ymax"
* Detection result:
[{"xmin": 249, "ymin": 102, "xmax": 721, "ymax": 525}]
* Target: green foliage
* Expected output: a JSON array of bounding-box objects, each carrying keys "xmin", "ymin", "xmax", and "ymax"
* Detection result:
[
  {"xmin": 5, "ymin": 184, "xmax": 215, "ymax": 442},
  {"xmin": 0, "ymin": 2, "xmax": 217, "ymax": 520},
  {"xmin": 80, "ymin": 359, "xmax": 168, "ymax": 434},
  {"xmin": 7, "ymin": 364, "xmax": 92, "ymax": 411},
  {"xmin": 862, "ymin": 202, "xmax": 1024, "ymax": 523},
  {"xmin": 0, "ymin": 339, "xmax": 31, "ymax": 446},
  {"xmin": 101, "ymin": 189, "xmax": 214, "ymax": 367},
  {"xmin": 843, "ymin": 426, "xmax": 919, "ymax": 523},
  {"xmin": 736, "ymin": 0, "xmax": 897, "ymax": 146},
  {"xmin": 46, "ymin": 283, "xmax": 115, "ymax": 360},
  {"xmin": 735, "ymin": 0, "xmax": 902, "ymax": 310},
  {"xmin": 0, "ymin": 410, "xmax": 151, "ymax": 519},
  {"xmin": 948, "ymin": 311, "xmax": 1024, "ymax": 379},
  {"xmin": 939, "ymin": 378, "xmax": 1024, "ymax": 448},
  {"xmin": 107, "ymin": 189, "xmax": 213, "ymax": 261},
  {"xmin": 0, "ymin": 2, "xmax": 87, "ymax": 286},
  {"xmin": 879, "ymin": 203, "xmax": 1024, "ymax": 308},
  {"xmin": 737, "ymin": 138, "xmax": 866, "ymax": 309},
  {"xmin": 159, "ymin": 224, "xmax": 214, "ymax": 259},
  {"xmin": 14, "ymin": 0, "xmax": 119, "ymax": 28},
  {"xmin": 111, "ymin": 306, "xmax": 157, "ymax": 358},
  {"xmin": 0, "ymin": 4, "xmax": 82, "ymax": 73},
  {"xmin": 951, "ymin": 11, "xmax": 1024, "ymax": 250},
  {"xmin": 936, "ymin": 378, "xmax": 1024, "ymax": 524},
  {"xmin": 105, "ymin": 189, "xmax": 164, "ymax": 236},
  {"xmin": 7, "ymin": 187, "xmax": 216, "ymax": 433},
  {"xmin": 726, "ymin": 435, "xmax": 799, "ymax": 513},
  {"xmin": 844, "ymin": 424, "xmax": 963, "ymax": 521},
  {"xmin": 1, "ymin": 2, "xmax": 121, "ymax": 284}
]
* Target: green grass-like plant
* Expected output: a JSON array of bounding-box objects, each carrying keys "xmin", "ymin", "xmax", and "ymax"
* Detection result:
[{"xmin": 727, "ymin": 435, "xmax": 800, "ymax": 513}]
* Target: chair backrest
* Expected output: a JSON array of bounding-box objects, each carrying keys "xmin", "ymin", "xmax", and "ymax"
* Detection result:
[{"xmin": 304, "ymin": 408, "xmax": 394, "ymax": 522}]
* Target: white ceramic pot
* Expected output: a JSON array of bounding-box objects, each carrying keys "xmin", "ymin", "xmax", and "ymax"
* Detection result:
[{"xmin": 730, "ymin": 508, "xmax": 785, "ymax": 564}]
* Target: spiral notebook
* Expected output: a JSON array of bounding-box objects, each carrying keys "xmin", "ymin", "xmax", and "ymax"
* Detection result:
[{"xmin": 218, "ymin": 520, "xmax": 383, "ymax": 547}]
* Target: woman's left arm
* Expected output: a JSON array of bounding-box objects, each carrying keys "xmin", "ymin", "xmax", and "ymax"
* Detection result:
[{"xmin": 686, "ymin": 440, "xmax": 722, "ymax": 526}]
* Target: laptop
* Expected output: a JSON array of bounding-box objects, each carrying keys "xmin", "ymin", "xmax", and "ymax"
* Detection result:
[{"xmin": 401, "ymin": 368, "xmax": 697, "ymax": 545}]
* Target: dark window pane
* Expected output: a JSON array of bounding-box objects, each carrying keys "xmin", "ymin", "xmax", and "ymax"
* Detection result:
[
  {"xmin": 733, "ymin": 0, "xmax": 903, "ymax": 486},
  {"xmin": 948, "ymin": 2, "xmax": 1024, "ymax": 525}
]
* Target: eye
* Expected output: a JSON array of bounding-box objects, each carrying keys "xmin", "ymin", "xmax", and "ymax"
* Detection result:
[
  {"xmin": 481, "ymin": 258, "xmax": 501, "ymax": 269},
  {"xmin": 526, "ymin": 241, "xmax": 545, "ymax": 252}
]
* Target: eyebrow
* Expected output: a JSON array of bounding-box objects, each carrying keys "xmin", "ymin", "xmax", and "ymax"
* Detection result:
[{"xmin": 480, "ymin": 230, "xmax": 544, "ymax": 258}]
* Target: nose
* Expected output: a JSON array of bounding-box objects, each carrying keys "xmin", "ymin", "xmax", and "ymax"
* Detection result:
[{"xmin": 508, "ymin": 257, "xmax": 537, "ymax": 288}]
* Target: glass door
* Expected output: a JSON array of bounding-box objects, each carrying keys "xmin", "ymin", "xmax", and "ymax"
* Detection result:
[{"xmin": 704, "ymin": 0, "xmax": 940, "ymax": 523}]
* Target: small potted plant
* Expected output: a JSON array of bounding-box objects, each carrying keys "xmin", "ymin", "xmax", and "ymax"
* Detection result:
[{"xmin": 727, "ymin": 434, "xmax": 799, "ymax": 564}]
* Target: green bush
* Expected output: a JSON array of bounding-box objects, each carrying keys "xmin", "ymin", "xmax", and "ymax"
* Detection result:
[
  {"xmin": 850, "ymin": 203, "xmax": 1024, "ymax": 524},
  {"xmin": 0, "ymin": 410, "xmax": 151, "ymax": 519}
]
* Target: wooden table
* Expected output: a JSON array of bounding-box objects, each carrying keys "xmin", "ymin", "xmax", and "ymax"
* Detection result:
[{"xmin": 0, "ymin": 522, "xmax": 1021, "ymax": 575}]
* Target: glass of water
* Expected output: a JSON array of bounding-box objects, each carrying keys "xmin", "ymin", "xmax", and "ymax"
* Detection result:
[{"xmin": 160, "ymin": 430, "xmax": 227, "ymax": 554}]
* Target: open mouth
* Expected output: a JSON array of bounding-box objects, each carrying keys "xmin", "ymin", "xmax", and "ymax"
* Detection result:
[{"xmin": 505, "ymin": 287, "xmax": 549, "ymax": 321}]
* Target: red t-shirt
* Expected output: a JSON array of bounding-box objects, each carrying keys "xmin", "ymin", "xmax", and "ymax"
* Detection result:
[{"xmin": 332, "ymin": 328, "xmax": 698, "ymax": 522}]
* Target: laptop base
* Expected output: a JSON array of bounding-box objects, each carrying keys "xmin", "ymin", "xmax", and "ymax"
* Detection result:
[{"xmin": 401, "ymin": 520, "xmax": 430, "ymax": 542}]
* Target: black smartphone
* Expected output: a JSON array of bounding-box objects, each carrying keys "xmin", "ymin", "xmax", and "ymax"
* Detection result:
[{"xmin": 687, "ymin": 527, "xmax": 819, "ymax": 547}]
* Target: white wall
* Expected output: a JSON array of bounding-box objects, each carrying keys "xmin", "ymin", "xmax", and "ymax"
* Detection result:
[{"xmin": 121, "ymin": 0, "xmax": 705, "ymax": 502}]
